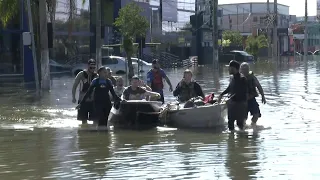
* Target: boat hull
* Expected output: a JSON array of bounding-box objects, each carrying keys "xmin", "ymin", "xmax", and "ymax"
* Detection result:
[
  {"xmin": 161, "ymin": 103, "xmax": 227, "ymax": 128},
  {"xmin": 108, "ymin": 100, "xmax": 162, "ymax": 130}
]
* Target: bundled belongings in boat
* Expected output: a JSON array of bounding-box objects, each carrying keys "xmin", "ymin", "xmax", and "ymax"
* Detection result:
[
  {"xmin": 183, "ymin": 96, "xmax": 205, "ymax": 108},
  {"xmin": 183, "ymin": 94, "xmax": 217, "ymax": 108}
]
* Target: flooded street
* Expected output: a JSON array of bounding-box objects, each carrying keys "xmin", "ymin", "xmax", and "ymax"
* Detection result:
[{"xmin": 1, "ymin": 59, "xmax": 320, "ymax": 179}]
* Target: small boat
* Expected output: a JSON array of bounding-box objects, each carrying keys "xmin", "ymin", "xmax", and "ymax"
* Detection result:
[
  {"xmin": 108, "ymin": 100, "xmax": 163, "ymax": 129},
  {"xmin": 159, "ymin": 102, "xmax": 228, "ymax": 128}
]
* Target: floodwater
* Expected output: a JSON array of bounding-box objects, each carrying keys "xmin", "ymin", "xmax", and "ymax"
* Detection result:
[{"xmin": 1, "ymin": 58, "xmax": 320, "ymax": 179}]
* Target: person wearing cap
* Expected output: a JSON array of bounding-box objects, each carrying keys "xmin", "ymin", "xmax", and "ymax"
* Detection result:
[
  {"xmin": 106, "ymin": 67, "xmax": 117, "ymax": 86},
  {"xmin": 72, "ymin": 59, "xmax": 98, "ymax": 124},
  {"xmin": 76, "ymin": 66, "xmax": 121, "ymax": 126},
  {"xmin": 218, "ymin": 60, "xmax": 248, "ymax": 131},
  {"xmin": 147, "ymin": 59, "xmax": 173, "ymax": 104},
  {"xmin": 173, "ymin": 69, "xmax": 205, "ymax": 102},
  {"xmin": 122, "ymin": 76, "xmax": 161, "ymax": 101},
  {"xmin": 240, "ymin": 62, "xmax": 266, "ymax": 127}
]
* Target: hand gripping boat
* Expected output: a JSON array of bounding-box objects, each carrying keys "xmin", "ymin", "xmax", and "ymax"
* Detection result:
[{"xmin": 108, "ymin": 100, "xmax": 163, "ymax": 130}]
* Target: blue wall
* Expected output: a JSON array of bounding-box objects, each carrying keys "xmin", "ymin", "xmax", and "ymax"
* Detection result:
[{"xmin": 21, "ymin": 0, "xmax": 35, "ymax": 82}]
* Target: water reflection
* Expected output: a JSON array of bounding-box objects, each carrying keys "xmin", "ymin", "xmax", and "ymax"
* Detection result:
[{"xmin": 225, "ymin": 132, "xmax": 261, "ymax": 180}]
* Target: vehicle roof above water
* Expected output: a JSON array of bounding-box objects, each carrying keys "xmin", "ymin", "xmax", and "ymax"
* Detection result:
[
  {"xmin": 103, "ymin": 56, "xmax": 125, "ymax": 60},
  {"xmin": 229, "ymin": 50, "xmax": 251, "ymax": 56}
]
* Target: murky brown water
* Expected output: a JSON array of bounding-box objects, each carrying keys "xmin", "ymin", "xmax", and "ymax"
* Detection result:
[{"xmin": 1, "ymin": 58, "xmax": 320, "ymax": 179}]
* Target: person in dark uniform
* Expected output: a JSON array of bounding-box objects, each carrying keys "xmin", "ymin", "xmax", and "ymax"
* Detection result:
[
  {"xmin": 76, "ymin": 67, "xmax": 121, "ymax": 126},
  {"xmin": 72, "ymin": 59, "xmax": 98, "ymax": 124},
  {"xmin": 218, "ymin": 60, "xmax": 248, "ymax": 131}
]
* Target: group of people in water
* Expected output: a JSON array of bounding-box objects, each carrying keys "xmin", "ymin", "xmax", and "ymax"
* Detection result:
[{"xmin": 72, "ymin": 58, "xmax": 266, "ymax": 131}]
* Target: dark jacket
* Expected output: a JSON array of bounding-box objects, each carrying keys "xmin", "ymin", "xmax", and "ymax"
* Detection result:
[
  {"xmin": 221, "ymin": 73, "xmax": 248, "ymax": 102},
  {"xmin": 173, "ymin": 81, "xmax": 205, "ymax": 102}
]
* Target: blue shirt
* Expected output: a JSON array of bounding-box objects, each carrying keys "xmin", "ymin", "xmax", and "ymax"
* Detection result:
[{"xmin": 147, "ymin": 69, "xmax": 166, "ymax": 94}]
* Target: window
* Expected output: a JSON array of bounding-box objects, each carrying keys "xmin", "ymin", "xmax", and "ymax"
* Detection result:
[
  {"xmin": 102, "ymin": 57, "xmax": 118, "ymax": 65},
  {"xmin": 253, "ymin": 16, "xmax": 258, "ymax": 22}
]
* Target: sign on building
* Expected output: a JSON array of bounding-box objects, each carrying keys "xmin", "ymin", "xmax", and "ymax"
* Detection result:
[{"xmin": 162, "ymin": 0, "xmax": 178, "ymax": 22}]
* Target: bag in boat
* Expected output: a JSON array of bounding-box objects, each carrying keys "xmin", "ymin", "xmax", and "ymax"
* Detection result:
[{"xmin": 204, "ymin": 93, "xmax": 217, "ymax": 104}]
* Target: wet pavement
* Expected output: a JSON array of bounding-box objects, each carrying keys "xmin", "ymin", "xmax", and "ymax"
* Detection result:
[{"xmin": 1, "ymin": 58, "xmax": 320, "ymax": 179}]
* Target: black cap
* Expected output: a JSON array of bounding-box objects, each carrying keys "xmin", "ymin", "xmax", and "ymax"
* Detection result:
[
  {"xmin": 88, "ymin": 59, "xmax": 96, "ymax": 65},
  {"xmin": 229, "ymin": 60, "xmax": 240, "ymax": 70},
  {"xmin": 152, "ymin": 59, "xmax": 159, "ymax": 64}
]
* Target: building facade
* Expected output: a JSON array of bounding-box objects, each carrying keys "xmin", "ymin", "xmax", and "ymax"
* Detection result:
[{"xmin": 219, "ymin": 2, "xmax": 292, "ymax": 53}]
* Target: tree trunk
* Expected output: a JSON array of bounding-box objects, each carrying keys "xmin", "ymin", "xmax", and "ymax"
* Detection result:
[
  {"xmin": 127, "ymin": 55, "xmax": 134, "ymax": 80},
  {"xmin": 95, "ymin": 0, "xmax": 102, "ymax": 67},
  {"xmin": 39, "ymin": 0, "xmax": 51, "ymax": 90}
]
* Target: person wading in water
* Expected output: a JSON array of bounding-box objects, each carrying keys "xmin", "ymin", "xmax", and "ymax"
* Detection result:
[
  {"xmin": 218, "ymin": 60, "xmax": 248, "ymax": 131},
  {"xmin": 72, "ymin": 59, "xmax": 98, "ymax": 124},
  {"xmin": 77, "ymin": 67, "xmax": 121, "ymax": 127},
  {"xmin": 240, "ymin": 62, "xmax": 266, "ymax": 127},
  {"xmin": 173, "ymin": 69, "xmax": 205, "ymax": 102},
  {"xmin": 147, "ymin": 59, "xmax": 173, "ymax": 104}
]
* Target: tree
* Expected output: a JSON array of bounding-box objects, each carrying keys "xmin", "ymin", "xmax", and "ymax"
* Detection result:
[
  {"xmin": 245, "ymin": 35, "xmax": 268, "ymax": 59},
  {"xmin": 114, "ymin": 2, "xmax": 149, "ymax": 79},
  {"xmin": 222, "ymin": 30, "xmax": 243, "ymax": 46},
  {"xmin": 218, "ymin": 39, "xmax": 231, "ymax": 47},
  {"xmin": 0, "ymin": 0, "xmax": 86, "ymax": 92}
]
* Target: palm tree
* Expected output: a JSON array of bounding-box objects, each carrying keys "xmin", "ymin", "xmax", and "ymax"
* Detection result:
[{"xmin": 0, "ymin": 0, "xmax": 86, "ymax": 91}]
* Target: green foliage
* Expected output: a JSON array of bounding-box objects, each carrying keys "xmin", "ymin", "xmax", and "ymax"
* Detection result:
[
  {"xmin": 218, "ymin": 39, "xmax": 231, "ymax": 47},
  {"xmin": 114, "ymin": 2, "xmax": 149, "ymax": 38},
  {"xmin": 0, "ymin": 0, "xmax": 19, "ymax": 27},
  {"xmin": 114, "ymin": 2, "xmax": 149, "ymax": 78},
  {"xmin": 222, "ymin": 30, "xmax": 243, "ymax": 46},
  {"xmin": 245, "ymin": 35, "xmax": 268, "ymax": 58}
]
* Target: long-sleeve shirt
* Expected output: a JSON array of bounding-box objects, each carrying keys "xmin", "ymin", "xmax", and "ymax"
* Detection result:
[
  {"xmin": 80, "ymin": 78, "xmax": 121, "ymax": 106},
  {"xmin": 221, "ymin": 73, "xmax": 248, "ymax": 102}
]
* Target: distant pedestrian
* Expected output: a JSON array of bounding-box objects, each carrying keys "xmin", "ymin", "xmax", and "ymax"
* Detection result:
[{"xmin": 147, "ymin": 59, "xmax": 173, "ymax": 104}]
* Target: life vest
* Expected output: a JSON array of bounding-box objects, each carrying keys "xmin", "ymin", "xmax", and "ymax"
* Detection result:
[
  {"xmin": 81, "ymin": 70, "xmax": 98, "ymax": 93},
  {"xmin": 178, "ymin": 82, "xmax": 197, "ymax": 102},
  {"xmin": 150, "ymin": 70, "xmax": 164, "ymax": 91},
  {"xmin": 246, "ymin": 71, "xmax": 258, "ymax": 98}
]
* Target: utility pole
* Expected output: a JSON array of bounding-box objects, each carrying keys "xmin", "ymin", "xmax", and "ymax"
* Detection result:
[
  {"xmin": 95, "ymin": 0, "xmax": 102, "ymax": 68},
  {"xmin": 272, "ymin": 0, "xmax": 278, "ymax": 59},
  {"xmin": 236, "ymin": 5, "xmax": 239, "ymax": 31},
  {"xmin": 304, "ymin": 0, "xmax": 308, "ymax": 61},
  {"xmin": 39, "ymin": 0, "xmax": 51, "ymax": 90},
  {"xmin": 211, "ymin": 0, "xmax": 218, "ymax": 67},
  {"xmin": 26, "ymin": 0, "xmax": 40, "ymax": 95},
  {"xmin": 267, "ymin": 0, "xmax": 271, "ymax": 58}
]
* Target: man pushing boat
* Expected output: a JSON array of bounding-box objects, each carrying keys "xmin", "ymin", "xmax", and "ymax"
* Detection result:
[
  {"xmin": 218, "ymin": 60, "xmax": 248, "ymax": 131},
  {"xmin": 240, "ymin": 62, "xmax": 266, "ymax": 127}
]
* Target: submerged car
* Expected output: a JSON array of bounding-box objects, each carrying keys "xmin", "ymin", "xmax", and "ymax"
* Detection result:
[{"xmin": 130, "ymin": 58, "xmax": 152, "ymax": 72}]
